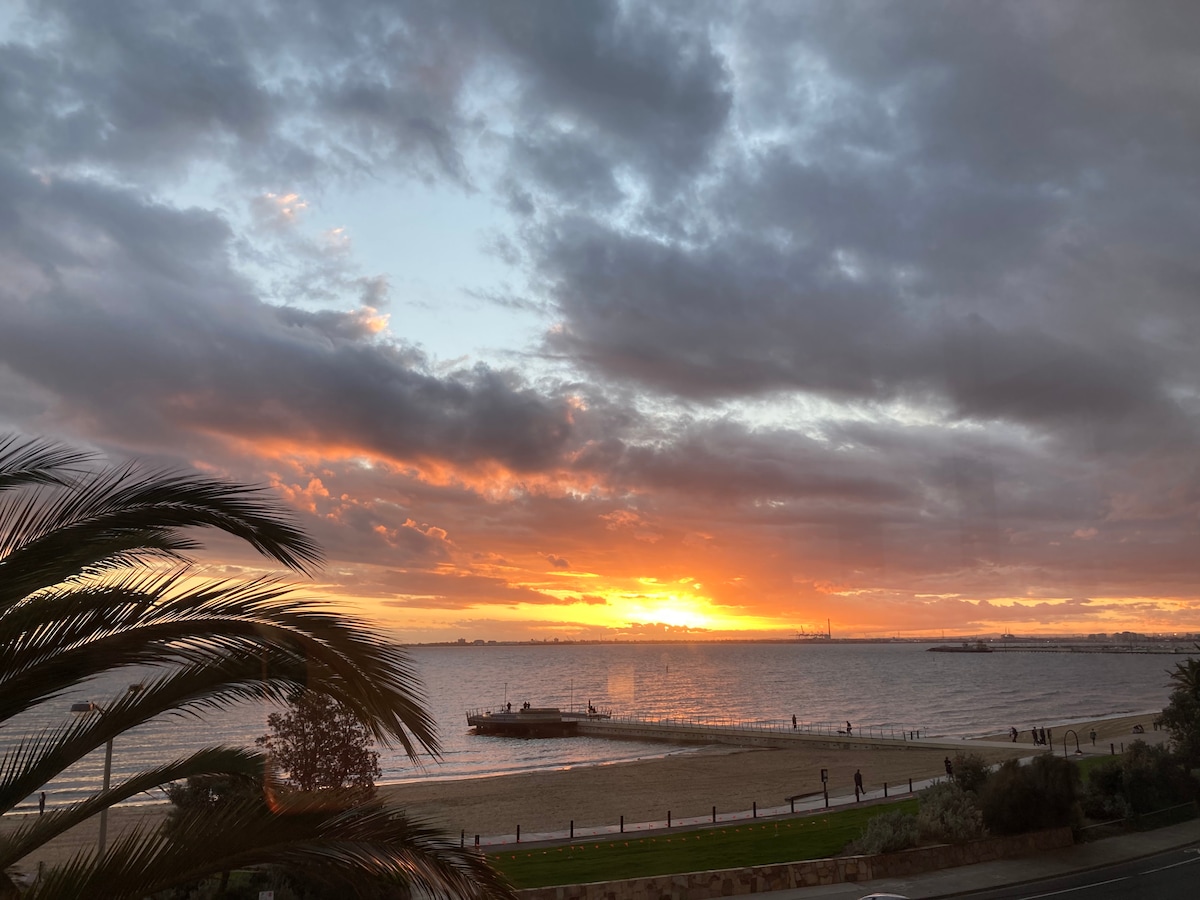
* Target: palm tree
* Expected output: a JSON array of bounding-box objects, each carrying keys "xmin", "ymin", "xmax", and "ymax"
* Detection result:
[
  {"xmin": 1168, "ymin": 647, "xmax": 1200, "ymax": 700},
  {"xmin": 0, "ymin": 435, "xmax": 513, "ymax": 899}
]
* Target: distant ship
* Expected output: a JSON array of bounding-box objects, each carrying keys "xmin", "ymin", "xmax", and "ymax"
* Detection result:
[{"xmin": 928, "ymin": 641, "xmax": 993, "ymax": 653}]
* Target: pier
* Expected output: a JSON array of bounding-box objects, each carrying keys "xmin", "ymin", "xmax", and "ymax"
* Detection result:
[{"xmin": 468, "ymin": 707, "xmax": 989, "ymax": 752}]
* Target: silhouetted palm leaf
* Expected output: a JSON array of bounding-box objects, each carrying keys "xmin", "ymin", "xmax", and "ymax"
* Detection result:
[{"xmin": 0, "ymin": 436, "xmax": 513, "ymax": 899}]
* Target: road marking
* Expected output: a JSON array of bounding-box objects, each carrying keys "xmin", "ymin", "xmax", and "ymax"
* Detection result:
[
  {"xmin": 1018, "ymin": 875, "xmax": 1129, "ymax": 898},
  {"xmin": 1140, "ymin": 855, "xmax": 1200, "ymax": 874}
]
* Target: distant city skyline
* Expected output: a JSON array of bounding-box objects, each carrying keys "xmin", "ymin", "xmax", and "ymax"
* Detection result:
[{"xmin": 3, "ymin": 2, "xmax": 1199, "ymax": 642}]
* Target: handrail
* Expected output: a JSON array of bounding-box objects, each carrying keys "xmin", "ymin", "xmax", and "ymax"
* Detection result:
[{"xmin": 466, "ymin": 707, "xmax": 929, "ymax": 742}]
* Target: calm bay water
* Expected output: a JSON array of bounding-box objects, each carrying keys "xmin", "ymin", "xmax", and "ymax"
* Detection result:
[{"xmin": 6, "ymin": 642, "xmax": 1178, "ymax": 810}]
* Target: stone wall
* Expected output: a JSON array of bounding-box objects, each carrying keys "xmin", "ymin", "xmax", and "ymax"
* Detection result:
[{"xmin": 517, "ymin": 827, "xmax": 1074, "ymax": 900}]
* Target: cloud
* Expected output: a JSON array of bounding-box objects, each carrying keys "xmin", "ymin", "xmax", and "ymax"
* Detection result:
[{"xmin": 3, "ymin": 1, "xmax": 1200, "ymax": 637}]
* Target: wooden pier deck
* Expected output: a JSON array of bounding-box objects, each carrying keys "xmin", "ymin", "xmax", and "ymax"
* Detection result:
[{"xmin": 574, "ymin": 715, "xmax": 984, "ymax": 751}]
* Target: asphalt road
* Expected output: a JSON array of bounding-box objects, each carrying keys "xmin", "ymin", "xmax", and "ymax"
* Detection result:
[{"xmin": 952, "ymin": 843, "xmax": 1200, "ymax": 899}]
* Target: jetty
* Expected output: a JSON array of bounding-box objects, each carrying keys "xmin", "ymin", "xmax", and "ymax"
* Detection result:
[{"xmin": 466, "ymin": 708, "xmax": 990, "ymax": 752}]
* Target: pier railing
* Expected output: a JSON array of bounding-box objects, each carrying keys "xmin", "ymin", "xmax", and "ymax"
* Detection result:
[
  {"xmin": 466, "ymin": 707, "xmax": 930, "ymax": 741},
  {"xmin": 597, "ymin": 713, "xmax": 929, "ymax": 741}
]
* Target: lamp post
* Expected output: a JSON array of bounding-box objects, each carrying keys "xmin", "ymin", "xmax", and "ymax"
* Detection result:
[{"xmin": 72, "ymin": 683, "xmax": 143, "ymax": 854}]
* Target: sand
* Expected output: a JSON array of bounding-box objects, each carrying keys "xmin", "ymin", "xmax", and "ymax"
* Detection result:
[
  {"xmin": 2, "ymin": 711, "xmax": 1169, "ymax": 872},
  {"xmin": 974, "ymin": 713, "xmax": 1168, "ymax": 751}
]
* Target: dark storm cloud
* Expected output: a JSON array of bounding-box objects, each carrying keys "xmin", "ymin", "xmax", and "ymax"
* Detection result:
[{"xmin": 522, "ymin": 1, "xmax": 1200, "ymax": 449}]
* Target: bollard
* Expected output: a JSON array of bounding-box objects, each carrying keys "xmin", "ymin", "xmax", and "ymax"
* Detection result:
[
  {"xmin": 516, "ymin": 825, "xmax": 520, "ymax": 843},
  {"xmin": 474, "ymin": 835, "xmax": 479, "ymax": 848},
  {"xmin": 823, "ymin": 787, "xmax": 829, "ymax": 809},
  {"xmin": 908, "ymin": 778, "xmax": 913, "ymax": 793},
  {"xmin": 668, "ymin": 810, "xmax": 672, "ymax": 828},
  {"xmin": 712, "ymin": 806, "xmax": 717, "ymax": 823},
  {"xmin": 1111, "ymin": 743, "xmax": 1115, "ymax": 756},
  {"xmin": 620, "ymin": 815, "xmax": 624, "ymax": 833},
  {"xmin": 570, "ymin": 820, "xmax": 574, "ymax": 839},
  {"xmin": 753, "ymin": 801, "xmax": 757, "ymax": 818},
  {"xmin": 884, "ymin": 782, "xmax": 888, "ymax": 798},
  {"xmin": 790, "ymin": 797, "xmax": 794, "ymax": 814}
]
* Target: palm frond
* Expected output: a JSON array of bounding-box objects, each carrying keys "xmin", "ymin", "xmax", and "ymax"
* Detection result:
[
  {"xmin": 0, "ymin": 462, "xmax": 322, "ymax": 610},
  {"xmin": 1, "ymin": 573, "xmax": 437, "ymax": 757},
  {"xmin": 0, "ymin": 435, "xmax": 91, "ymax": 494},
  {"xmin": 0, "ymin": 746, "xmax": 270, "ymax": 870},
  {"xmin": 25, "ymin": 798, "xmax": 516, "ymax": 900},
  {"xmin": 1, "ymin": 436, "xmax": 507, "ymax": 898}
]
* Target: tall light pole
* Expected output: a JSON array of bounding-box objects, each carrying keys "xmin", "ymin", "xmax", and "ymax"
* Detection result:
[{"xmin": 72, "ymin": 683, "xmax": 142, "ymax": 855}]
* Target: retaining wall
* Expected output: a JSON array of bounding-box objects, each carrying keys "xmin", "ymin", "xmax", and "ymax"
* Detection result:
[{"xmin": 516, "ymin": 826, "xmax": 1074, "ymax": 900}]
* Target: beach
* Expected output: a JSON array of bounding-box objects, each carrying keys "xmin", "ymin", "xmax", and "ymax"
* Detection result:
[{"xmin": 9, "ymin": 710, "xmax": 1165, "ymax": 872}]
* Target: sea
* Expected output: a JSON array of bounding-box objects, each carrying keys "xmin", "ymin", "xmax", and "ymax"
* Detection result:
[{"xmin": 4, "ymin": 641, "xmax": 1180, "ymax": 811}]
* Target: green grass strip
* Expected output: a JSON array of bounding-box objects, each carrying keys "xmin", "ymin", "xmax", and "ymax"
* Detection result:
[{"xmin": 489, "ymin": 799, "xmax": 918, "ymax": 889}]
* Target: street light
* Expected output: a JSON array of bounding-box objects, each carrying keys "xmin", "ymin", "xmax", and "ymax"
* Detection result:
[{"xmin": 71, "ymin": 683, "xmax": 143, "ymax": 854}]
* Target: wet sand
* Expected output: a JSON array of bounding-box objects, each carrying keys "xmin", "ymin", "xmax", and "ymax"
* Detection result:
[{"xmin": 3, "ymin": 711, "xmax": 1169, "ymax": 872}]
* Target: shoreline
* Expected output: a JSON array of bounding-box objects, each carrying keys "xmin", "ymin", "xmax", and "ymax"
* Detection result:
[{"xmin": 5, "ymin": 709, "xmax": 1171, "ymax": 872}]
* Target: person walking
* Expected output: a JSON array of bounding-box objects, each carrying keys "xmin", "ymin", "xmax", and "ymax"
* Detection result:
[
  {"xmin": 38, "ymin": 792, "xmax": 45, "ymax": 815},
  {"xmin": 944, "ymin": 756, "xmax": 954, "ymax": 780},
  {"xmin": 1090, "ymin": 728, "xmax": 1097, "ymax": 746},
  {"xmin": 846, "ymin": 720, "xmax": 853, "ymax": 735},
  {"xmin": 792, "ymin": 714, "xmax": 797, "ymax": 729},
  {"xmin": 1009, "ymin": 726, "xmax": 1018, "ymax": 742},
  {"xmin": 854, "ymin": 768, "xmax": 864, "ymax": 800}
]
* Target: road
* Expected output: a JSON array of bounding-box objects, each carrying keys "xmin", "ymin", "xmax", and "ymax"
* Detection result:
[{"xmin": 953, "ymin": 843, "xmax": 1200, "ymax": 899}]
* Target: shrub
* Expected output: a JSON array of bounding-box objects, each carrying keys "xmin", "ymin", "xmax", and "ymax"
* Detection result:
[
  {"xmin": 978, "ymin": 755, "xmax": 1081, "ymax": 835},
  {"xmin": 918, "ymin": 782, "xmax": 986, "ymax": 844},
  {"xmin": 847, "ymin": 809, "xmax": 920, "ymax": 855},
  {"xmin": 1081, "ymin": 757, "xmax": 1130, "ymax": 820},
  {"xmin": 1082, "ymin": 740, "xmax": 1197, "ymax": 820},
  {"xmin": 951, "ymin": 751, "xmax": 992, "ymax": 795}
]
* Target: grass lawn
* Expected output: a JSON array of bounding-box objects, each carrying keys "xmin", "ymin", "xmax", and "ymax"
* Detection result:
[{"xmin": 489, "ymin": 799, "xmax": 918, "ymax": 889}]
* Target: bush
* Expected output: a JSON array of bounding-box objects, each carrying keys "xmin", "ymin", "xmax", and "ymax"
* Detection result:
[
  {"xmin": 1082, "ymin": 741, "xmax": 1197, "ymax": 820},
  {"xmin": 847, "ymin": 809, "xmax": 920, "ymax": 855},
  {"xmin": 951, "ymin": 752, "xmax": 992, "ymax": 795},
  {"xmin": 1081, "ymin": 757, "xmax": 1130, "ymax": 820},
  {"xmin": 918, "ymin": 782, "xmax": 986, "ymax": 844},
  {"xmin": 978, "ymin": 755, "xmax": 1081, "ymax": 835}
]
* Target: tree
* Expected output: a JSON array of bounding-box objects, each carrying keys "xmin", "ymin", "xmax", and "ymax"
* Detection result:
[
  {"xmin": 1161, "ymin": 645, "xmax": 1200, "ymax": 768},
  {"xmin": 0, "ymin": 435, "xmax": 513, "ymax": 900},
  {"xmin": 978, "ymin": 755, "xmax": 1081, "ymax": 835},
  {"xmin": 257, "ymin": 692, "xmax": 381, "ymax": 794}
]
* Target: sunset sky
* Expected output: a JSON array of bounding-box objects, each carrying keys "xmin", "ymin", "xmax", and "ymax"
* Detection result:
[{"xmin": 3, "ymin": 1, "xmax": 1199, "ymax": 641}]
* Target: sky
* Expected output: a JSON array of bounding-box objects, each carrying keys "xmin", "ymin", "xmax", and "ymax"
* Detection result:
[{"xmin": 2, "ymin": 1, "xmax": 1200, "ymax": 642}]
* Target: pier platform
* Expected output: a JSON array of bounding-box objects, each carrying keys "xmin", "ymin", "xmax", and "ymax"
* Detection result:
[
  {"xmin": 466, "ymin": 706, "xmax": 1002, "ymax": 752},
  {"xmin": 575, "ymin": 714, "xmax": 984, "ymax": 752}
]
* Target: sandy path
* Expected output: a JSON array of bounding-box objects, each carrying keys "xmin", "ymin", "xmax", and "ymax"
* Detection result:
[
  {"xmin": 974, "ymin": 713, "xmax": 1168, "ymax": 751},
  {"xmin": 3, "ymin": 711, "xmax": 1169, "ymax": 872}
]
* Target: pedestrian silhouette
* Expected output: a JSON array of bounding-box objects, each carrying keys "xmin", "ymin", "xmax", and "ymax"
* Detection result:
[
  {"xmin": 1089, "ymin": 729, "xmax": 1097, "ymax": 746},
  {"xmin": 944, "ymin": 756, "xmax": 954, "ymax": 779},
  {"xmin": 846, "ymin": 720, "xmax": 852, "ymax": 735},
  {"xmin": 39, "ymin": 792, "xmax": 45, "ymax": 815},
  {"xmin": 854, "ymin": 768, "xmax": 864, "ymax": 800},
  {"xmin": 792, "ymin": 714, "xmax": 797, "ymax": 729}
]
